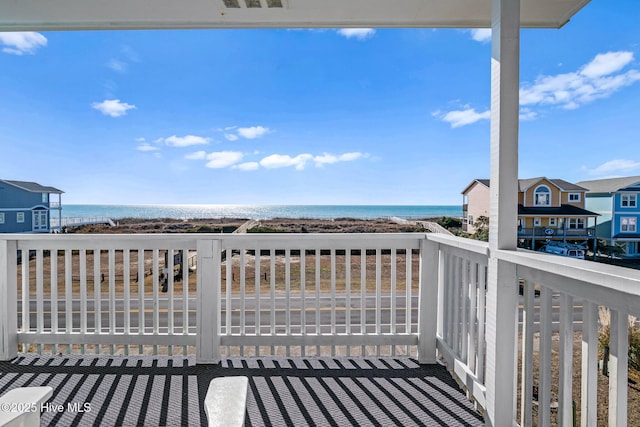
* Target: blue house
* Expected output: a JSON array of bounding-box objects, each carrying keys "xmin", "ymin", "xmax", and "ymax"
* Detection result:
[
  {"xmin": 0, "ymin": 180, "xmax": 63, "ymax": 233},
  {"xmin": 577, "ymin": 176, "xmax": 640, "ymax": 257}
]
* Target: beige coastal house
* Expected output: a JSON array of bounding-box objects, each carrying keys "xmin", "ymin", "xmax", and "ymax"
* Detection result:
[{"xmin": 463, "ymin": 177, "xmax": 599, "ymax": 249}]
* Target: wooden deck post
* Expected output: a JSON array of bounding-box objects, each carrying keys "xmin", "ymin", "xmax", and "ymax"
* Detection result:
[
  {"xmin": 0, "ymin": 239, "xmax": 18, "ymax": 360},
  {"xmin": 418, "ymin": 237, "xmax": 439, "ymax": 364},
  {"xmin": 197, "ymin": 239, "xmax": 221, "ymax": 364},
  {"xmin": 484, "ymin": 0, "xmax": 521, "ymax": 425}
]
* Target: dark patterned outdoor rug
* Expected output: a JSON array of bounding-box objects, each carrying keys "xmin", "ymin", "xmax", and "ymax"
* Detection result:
[{"xmin": 0, "ymin": 354, "xmax": 483, "ymax": 426}]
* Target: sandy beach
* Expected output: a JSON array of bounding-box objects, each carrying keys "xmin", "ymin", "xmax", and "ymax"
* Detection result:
[{"xmin": 65, "ymin": 216, "xmax": 436, "ymax": 234}]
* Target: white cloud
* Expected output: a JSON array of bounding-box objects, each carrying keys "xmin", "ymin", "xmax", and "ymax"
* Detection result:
[
  {"xmin": 234, "ymin": 162, "xmax": 260, "ymax": 171},
  {"xmin": 580, "ymin": 51, "xmax": 634, "ymax": 78},
  {"xmin": 237, "ymin": 126, "xmax": 271, "ymax": 139},
  {"xmin": 161, "ymin": 135, "xmax": 210, "ymax": 147},
  {"xmin": 107, "ymin": 59, "xmax": 127, "ymax": 73},
  {"xmin": 337, "ymin": 28, "xmax": 376, "ymax": 40},
  {"xmin": 91, "ymin": 99, "xmax": 136, "ymax": 117},
  {"xmin": 184, "ymin": 150, "xmax": 207, "ymax": 160},
  {"xmin": 206, "ymin": 151, "xmax": 244, "ymax": 168},
  {"xmin": 314, "ymin": 152, "xmax": 366, "ymax": 166},
  {"xmin": 260, "ymin": 154, "xmax": 313, "ymax": 170},
  {"xmin": 469, "ymin": 29, "xmax": 491, "ymax": 43},
  {"xmin": 136, "ymin": 143, "xmax": 158, "ymax": 152},
  {"xmin": 437, "ymin": 50, "xmax": 640, "ymax": 127},
  {"xmin": 519, "ymin": 108, "xmax": 538, "ymax": 121},
  {"xmin": 435, "ymin": 108, "xmax": 491, "ymax": 128},
  {"xmin": 520, "ymin": 51, "xmax": 640, "ymax": 110},
  {"xmin": 0, "ymin": 32, "xmax": 47, "ymax": 55},
  {"xmin": 584, "ymin": 159, "xmax": 640, "ymax": 176},
  {"xmin": 224, "ymin": 133, "xmax": 239, "ymax": 141}
]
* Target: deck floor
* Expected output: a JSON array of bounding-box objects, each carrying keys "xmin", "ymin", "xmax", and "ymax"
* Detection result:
[{"xmin": 0, "ymin": 354, "xmax": 483, "ymax": 426}]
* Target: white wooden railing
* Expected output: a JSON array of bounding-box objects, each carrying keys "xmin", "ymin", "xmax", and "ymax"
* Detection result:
[{"xmin": 2, "ymin": 233, "xmax": 640, "ymax": 425}]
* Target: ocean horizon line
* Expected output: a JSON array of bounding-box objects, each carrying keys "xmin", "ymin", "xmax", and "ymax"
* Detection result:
[{"xmin": 59, "ymin": 204, "xmax": 462, "ymax": 221}]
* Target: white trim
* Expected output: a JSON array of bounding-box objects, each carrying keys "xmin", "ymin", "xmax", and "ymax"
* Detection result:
[{"xmin": 0, "ymin": 206, "xmax": 48, "ymax": 212}]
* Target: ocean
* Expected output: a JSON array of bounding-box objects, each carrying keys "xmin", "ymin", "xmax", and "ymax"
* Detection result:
[{"xmin": 60, "ymin": 205, "xmax": 462, "ymax": 220}]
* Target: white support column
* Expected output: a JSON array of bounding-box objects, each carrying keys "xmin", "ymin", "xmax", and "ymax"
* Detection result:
[
  {"xmin": 197, "ymin": 239, "xmax": 221, "ymax": 364},
  {"xmin": 484, "ymin": 0, "xmax": 520, "ymax": 425},
  {"xmin": 418, "ymin": 237, "xmax": 439, "ymax": 364},
  {"xmin": 0, "ymin": 239, "xmax": 18, "ymax": 360}
]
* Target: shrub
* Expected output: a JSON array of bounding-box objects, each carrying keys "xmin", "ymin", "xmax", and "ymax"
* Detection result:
[
  {"xmin": 437, "ymin": 216, "xmax": 462, "ymax": 229},
  {"xmin": 598, "ymin": 307, "xmax": 640, "ymax": 371}
]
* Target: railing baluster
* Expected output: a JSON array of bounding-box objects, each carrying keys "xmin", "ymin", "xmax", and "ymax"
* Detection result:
[
  {"xmin": 108, "ymin": 249, "xmax": 115, "ymax": 355},
  {"xmin": 240, "ymin": 249, "xmax": 246, "ymax": 356},
  {"xmin": 22, "ymin": 254, "xmax": 29, "ymax": 334},
  {"xmin": 476, "ymin": 263, "xmax": 486, "ymax": 383},
  {"xmin": 299, "ymin": 249, "xmax": 305, "ymax": 357},
  {"xmin": 80, "ymin": 249, "xmax": 87, "ymax": 354},
  {"xmin": 152, "ymin": 249, "xmax": 159, "ymax": 355},
  {"xmin": 65, "ymin": 249, "xmax": 72, "ymax": 354},
  {"xmin": 94, "ymin": 250, "xmax": 101, "ymax": 349},
  {"xmin": 539, "ymin": 286, "xmax": 552, "ymax": 427},
  {"xmin": 168, "ymin": 248, "xmax": 174, "ymax": 356},
  {"xmin": 360, "ymin": 248, "xmax": 366, "ymax": 356},
  {"xmin": 255, "ymin": 250, "xmax": 261, "ymax": 356},
  {"xmin": 609, "ymin": 309, "xmax": 628, "ymax": 426},
  {"xmin": 36, "ymin": 250, "xmax": 43, "ymax": 354},
  {"xmin": 270, "ymin": 249, "xmax": 276, "ymax": 355},
  {"xmin": 375, "ymin": 248, "xmax": 381, "ymax": 356},
  {"xmin": 137, "ymin": 249, "xmax": 144, "ymax": 353},
  {"xmin": 285, "ymin": 248, "xmax": 290, "ymax": 357},
  {"xmin": 406, "ymin": 247, "xmax": 412, "ymax": 355},
  {"xmin": 345, "ymin": 249, "xmax": 351, "ymax": 357},
  {"xmin": 452, "ymin": 255, "xmax": 460, "ymax": 355},
  {"xmin": 316, "ymin": 249, "xmax": 321, "ymax": 356},
  {"xmin": 123, "ymin": 250, "xmax": 130, "ymax": 356},
  {"xmin": 391, "ymin": 249, "xmax": 397, "ymax": 352},
  {"xmin": 520, "ymin": 279, "xmax": 534, "ymax": 427},
  {"xmin": 467, "ymin": 261, "xmax": 478, "ymax": 373},
  {"xmin": 331, "ymin": 249, "xmax": 336, "ymax": 356},
  {"xmin": 226, "ymin": 249, "xmax": 232, "ymax": 355},
  {"xmin": 51, "ymin": 249, "xmax": 58, "ymax": 354},
  {"xmin": 460, "ymin": 258, "xmax": 468, "ymax": 364},
  {"xmin": 581, "ymin": 302, "xmax": 598, "ymax": 427},
  {"xmin": 558, "ymin": 293, "xmax": 573, "ymax": 427},
  {"xmin": 182, "ymin": 248, "xmax": 189, "ymax": 355}
]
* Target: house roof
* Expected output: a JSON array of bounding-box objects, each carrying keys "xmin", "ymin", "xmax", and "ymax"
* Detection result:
[
  {"xmin": 461, "ymin": 179, "xmax": 490, "ymax": 195},
  {"xmin": 463, "ymin": 177, "xmax": 586, "ymax": 194},
  {"xmin": 1, "ymin": 180, "xmax": 64, "ymax": 194},
  {"xmin": 0, "ymin": 0, "xmax": 591, "ymax": 32},
  {"xmin": 517, "ymin": 177, "xmax": 587, "ymax": 192},
  {"xmin": 576, "ymin": 176, "xmax": 640, "ymax": 194},
  {"xmin": 518, "ymin": 204, "xmax": 599, "ymax": 217}
]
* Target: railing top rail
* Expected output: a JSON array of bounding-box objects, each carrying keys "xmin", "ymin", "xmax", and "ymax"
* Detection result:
[
  {"xmin": 498, "ymin": 248, "xmax": 640, "ymax": 314},
  {"xmin": 426, "ymin": 233, "xmax": 490, "ymax": 256},
  {"xmin": 219, "ymin": 232, "xmax": 427, "ymax": 249}
]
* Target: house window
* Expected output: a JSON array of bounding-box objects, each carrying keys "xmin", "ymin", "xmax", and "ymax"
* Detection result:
[
  {"xmin": 533, "ymin": 217, "xmax": 541, "ymax": 226},
  {"xmin": 568, "ymin": 218, "xmax": 585, "ymax": 229},
  {"xmin": 534, "ymin": 186, "xmax": 551, "ymax": 206},
  {"xmin": 0, "ymin": 213, "xmax": 4, "ymax": 224},
  {"xmin": 549, "ymin": 218, "xmax": 557, "ymax": 227},
  {"xmin": 621, "ymin": 217, "xmax": 637, "ymax": 232},
  {"xmin": 468, "ymin": 215, "xmax": 474, "ymax": 226},
  {"xmin": 42, "ymin": 193, "xmax": 48, "ymax": 203},
  {"xmin": 621, "ymin": 194, "xmax": 637, "ymax": 208},
  {"xmin": 17, "ymin": 212, "xmax": 24, "ymax": 223},
  {"xmin": 568, "ymin": 193, "xmax": 581, "ymax": 202}
]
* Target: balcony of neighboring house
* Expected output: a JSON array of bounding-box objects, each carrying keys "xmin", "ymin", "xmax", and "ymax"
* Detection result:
[
  {"xmin": 1, "ymin": 232, "xmax": 639, "ymax": 426},
  {"xmin": 517, "ymin": 225, "xmax": 596, "ymax": 239}
]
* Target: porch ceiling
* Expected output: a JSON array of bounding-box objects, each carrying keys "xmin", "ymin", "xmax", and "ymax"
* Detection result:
[{"xmin": 0, "ymin": 0, "xmax": 590, "ymax": 32}]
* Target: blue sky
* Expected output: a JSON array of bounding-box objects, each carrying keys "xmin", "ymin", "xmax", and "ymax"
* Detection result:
[{"xmin": 1, "ymin": 1, "xmax": 639, "ymax": 205}]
